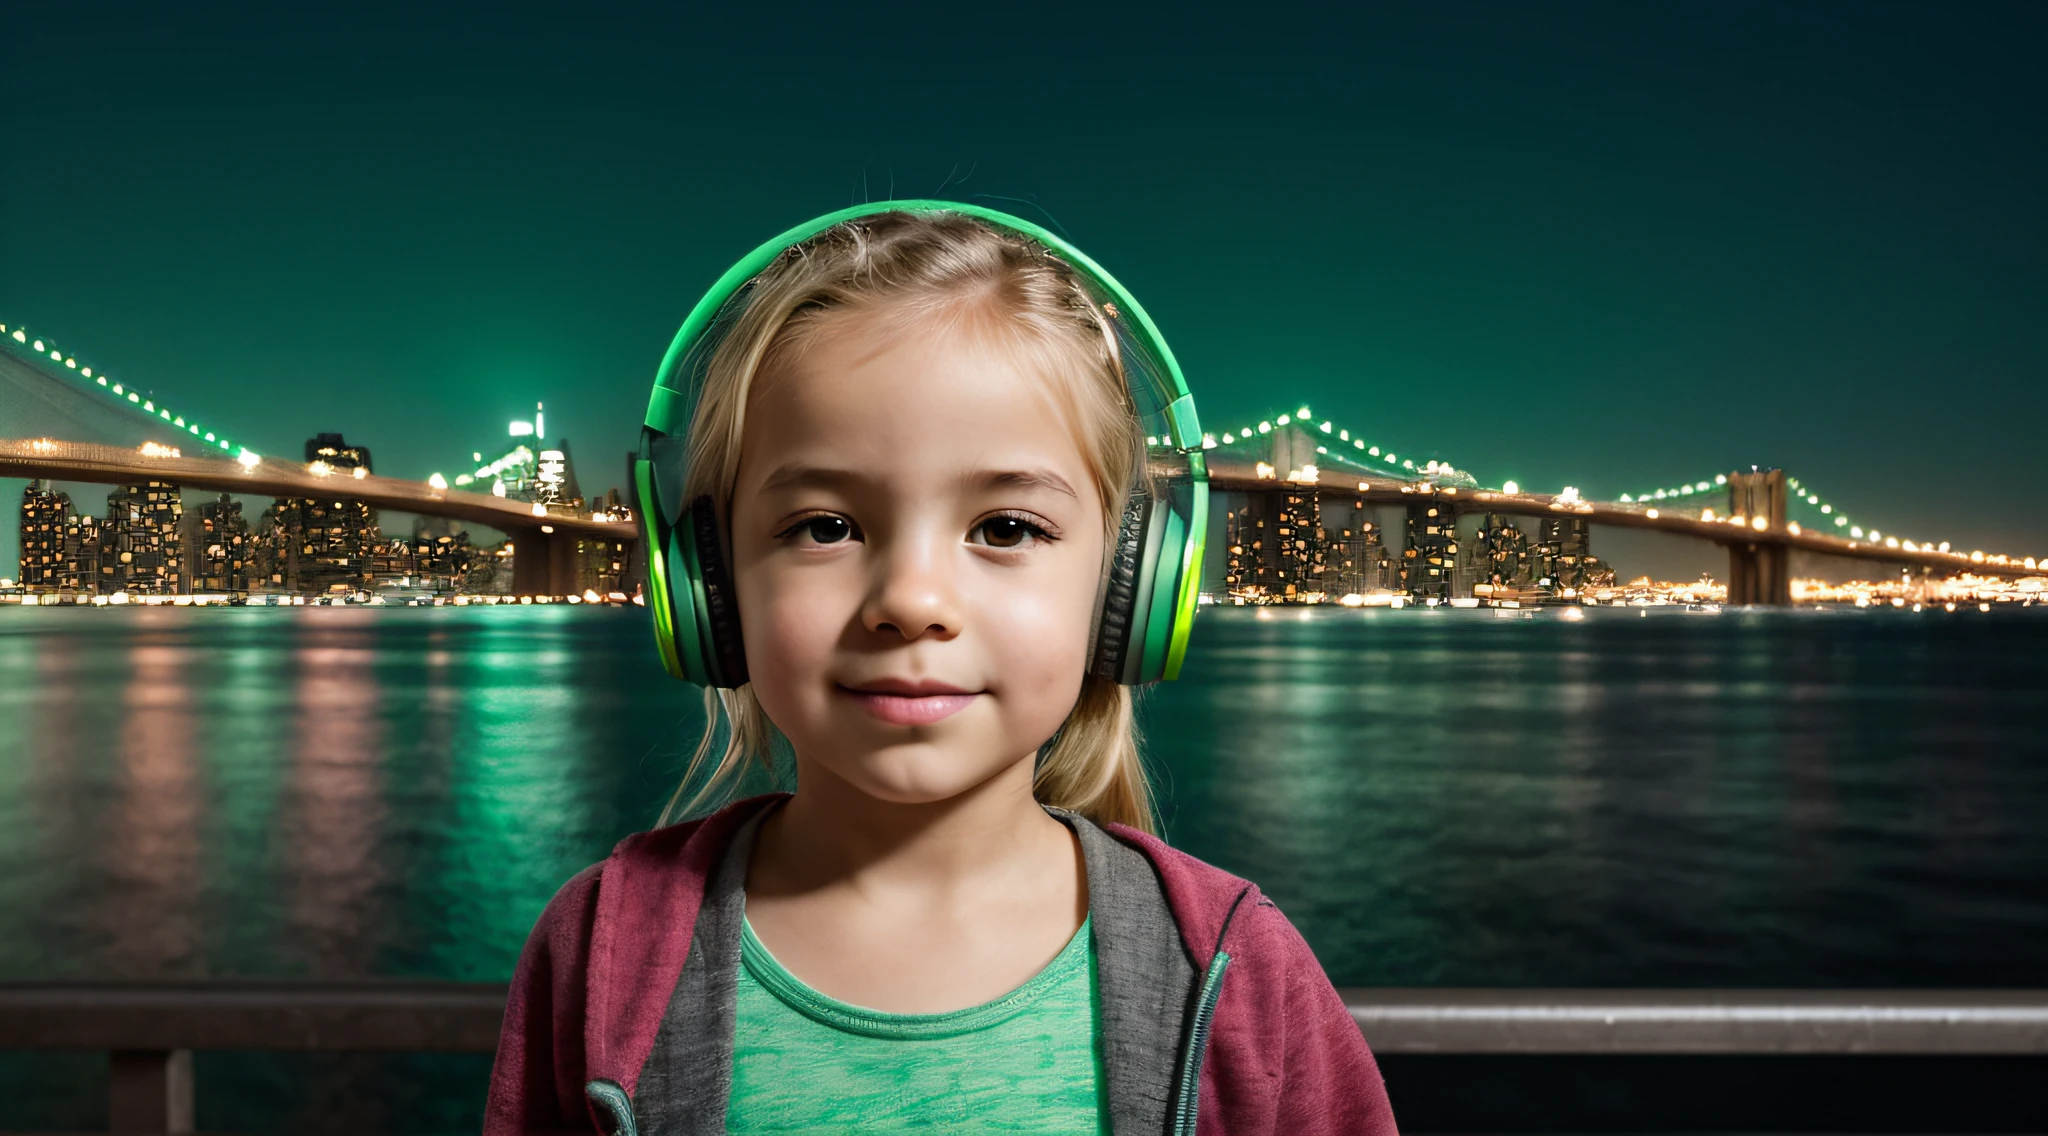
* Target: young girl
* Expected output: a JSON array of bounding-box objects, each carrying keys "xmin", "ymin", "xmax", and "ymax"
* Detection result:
[{"xmin": 484, "ymin": 203, "xmax": 1396, "ymax": 1135}]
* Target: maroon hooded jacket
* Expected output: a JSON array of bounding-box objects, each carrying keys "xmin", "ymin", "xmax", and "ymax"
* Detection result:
[{"xmin": 485, "ymin": 795, "xmax": 1397, "ymax": 1134}]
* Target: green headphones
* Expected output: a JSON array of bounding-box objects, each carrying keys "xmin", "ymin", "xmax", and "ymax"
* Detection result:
[{"xmin": 633, "ymin": 200, "xmax": 1208, "ymax": 688}]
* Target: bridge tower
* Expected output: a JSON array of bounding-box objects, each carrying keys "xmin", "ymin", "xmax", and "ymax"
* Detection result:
[{"xmin": 1725, "ymin": 468, "xmax": 1790, "ymax": 606}]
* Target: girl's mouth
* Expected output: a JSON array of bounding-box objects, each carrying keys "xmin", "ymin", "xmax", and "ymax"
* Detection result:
[{"xmin": 837, "ymin": 682, "xmax": 981, "ymax": 726}]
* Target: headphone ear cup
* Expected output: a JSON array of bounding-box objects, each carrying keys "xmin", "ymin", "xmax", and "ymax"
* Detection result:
[
  {"xmin": 1090, "ymin": 487, "xmax": 1153, "ymax": 683},
  {"xmin": 633, "ymin": 456, "xmax": 693, "ymax": 682},
  {"xmin": 688, "ymin": 495, "xmax": 750, "ymax": 688}
]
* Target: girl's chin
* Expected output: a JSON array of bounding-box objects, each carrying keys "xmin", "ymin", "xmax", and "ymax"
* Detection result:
[{"xmin": 800, "ymin": 745, "xmax": 1024, "ymax": 806}]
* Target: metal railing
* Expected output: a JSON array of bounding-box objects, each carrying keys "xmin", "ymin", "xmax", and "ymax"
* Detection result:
[
  {"xmin": 1338, "ymin": 986, "xmax": 2048, "ymax": 1054},
  {"xmin": 3, "ymin": 981, "xmax": 2046, "ymax": 1133}
]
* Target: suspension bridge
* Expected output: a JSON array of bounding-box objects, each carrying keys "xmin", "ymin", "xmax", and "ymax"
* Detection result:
[
  {"xmin": 0, "ymin": 321, "xmax": 631, "ymax": 595},
  {"xmin": 3, "ymin": 322, "xmax": 2040, "ymax": 603}
]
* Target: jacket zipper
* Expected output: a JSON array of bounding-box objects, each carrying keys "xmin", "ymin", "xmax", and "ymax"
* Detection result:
[
  {"xmin": 1170, "ymin": 950, "xmax": 1232, "ymax": 1136},
  {"xmin": 584, "ymin": 1078, "xmax": 640, "ymax": 1136},
  {"xmin": 1170, "ymin": 885, "xmax": 1253, "ymax": 1136}
]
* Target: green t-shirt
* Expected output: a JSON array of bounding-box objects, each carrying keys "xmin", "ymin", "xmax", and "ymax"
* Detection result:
[{"xmin": 725, "ymin": 913, "xmax": 1109, "ymax": 1133}]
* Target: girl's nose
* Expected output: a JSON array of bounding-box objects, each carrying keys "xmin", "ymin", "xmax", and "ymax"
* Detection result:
[{"xmin": 860, "ymin": 533, "xmax": 963, "ymax": 642}]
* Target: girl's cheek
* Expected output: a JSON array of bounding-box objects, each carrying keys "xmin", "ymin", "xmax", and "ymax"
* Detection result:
[
  {"xmin": 743, "ymin": 570, "xmax": 850, "ymax": 683},
  {"xmin": 980, "ymin": 577, "xmax": 1096, "ymax": 685}
]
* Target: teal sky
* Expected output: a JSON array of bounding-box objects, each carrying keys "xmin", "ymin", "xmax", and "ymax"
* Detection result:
[{"xmin": 3, "ymin": 2, "xmax": 2044, "ymax": 568}]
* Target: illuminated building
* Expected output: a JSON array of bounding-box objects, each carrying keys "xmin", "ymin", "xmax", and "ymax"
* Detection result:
[
  {"xmin": 1221, "ymin": 488, "xmax": 1320, "ymax": 598},
  {"xmin": 1223, "ymin": 496, "xmax": 1279, "ymax": 596},
  {"xmin": 1273, "ymin": 488, "xmax": 1323, "ymax": 597},
  {"xmin": 1400, "ymin": 499, "xmax": 1457, "ymax": 602},
  {"xmin": 1327, "ymin": 497, "xmax": 1392, "ymax": 595},
  {"xmin": 453, "ymin": 405, "xmax": 583, "ymax": 507},
  {"xmin": 17, "ymin": 481, "xmax": 67, "ymax": 591},
  {"xmin": 306, "ymin": 432, "xmax": 373, "ymax": 472},
  {"xmin": 61, "ymin": 509, "xmax": 105, "ymax": 593},
  {"xmin": 1532, "ymin": 517, "xmax": 1615, "ymax": 594},
  {"xmin": 104, "ymin": 480, "xmax": 184, "ymax": 594},
  {"xmin": 197, "ymin": 494, "xmax": 252, "ymax": 593},
  {"xmin": 264, "ymin": 433, "xmax": 379, "ymax": 593},
  {"xmin": 1222, "ymin": 504, "xmax": 1264, "ymax": 594},
  {"xmin": 534, "ymin": 441, "xmax": 583, "ymax": 507},
  {"xmin": 574, "ymin": 488, "xmax": 638, "ymax": 595},
  {"xmin": 1472, "ymin": 513, "xmax": 1534, "ymax": 586}
]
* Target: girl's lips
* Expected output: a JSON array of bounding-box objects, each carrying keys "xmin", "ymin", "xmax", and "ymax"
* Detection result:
[{"xmin": 840, "ymin": 688, "xmax": 980, "ymax": 726}]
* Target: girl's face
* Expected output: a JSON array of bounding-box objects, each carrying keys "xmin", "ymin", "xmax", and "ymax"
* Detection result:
[{"xmin": 728, "ymin": 307, "xmax": 1109, "ymax": 805}]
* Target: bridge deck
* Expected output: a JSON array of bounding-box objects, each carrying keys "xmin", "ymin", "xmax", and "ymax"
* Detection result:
[
  {"xmin": 1, "ymin": 439, "xmax": 630, "ymax": 539},
  {"xmin": 1209, "ymin": 465, "xmax": 2041, "ymax": 581}
]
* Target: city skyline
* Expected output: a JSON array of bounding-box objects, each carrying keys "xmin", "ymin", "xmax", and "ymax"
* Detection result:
[{"xmin": 6, "ymin": 342, "xmax": 2047, "ymax": 597}]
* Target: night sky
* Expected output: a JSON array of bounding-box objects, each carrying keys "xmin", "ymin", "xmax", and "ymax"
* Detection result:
[{"xmin": 3, "ymin": 2, "xmax": 2044, "ymax": 573}]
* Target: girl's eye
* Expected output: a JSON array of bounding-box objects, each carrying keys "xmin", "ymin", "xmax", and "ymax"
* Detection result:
[
  {"xmin": 780, "ymin": 515, "xmax": 858, "ymax": 545},
  {"xmin": 975, "ymin": 515, "xmax": 1052, "ymax": 549}
]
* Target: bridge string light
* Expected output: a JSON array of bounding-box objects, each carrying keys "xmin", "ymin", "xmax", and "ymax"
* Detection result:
[
  {"xmin": 1, "ymin": 320, "xmax": 259, "ymax": 465},
  {"xmin": 1616, "ymin": 465, "xmax": 2041, "ymax": 569},
  {"xmin": 1780, "ymin": 474, "xmax": 1988, "ymax": 560},
  {"xmin": 1199, "ymin": 404, "xmax": 1462, "ymax": 480}
]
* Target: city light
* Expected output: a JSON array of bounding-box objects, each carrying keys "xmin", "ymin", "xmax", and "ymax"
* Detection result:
[
  {"xmin": 1502, "ymin": 480, "xmax": 1520, "ymax": 495},
  {"xmin": 236, "ymin": 449, "xmax": 261, "ymax": 469},
  {"xmin": 351, "ymin": 466, "xmax": 368, "ymax": 480},
  {"xmin": 428, "ymin": 473, "xmax": 448, "ymax": 490}
]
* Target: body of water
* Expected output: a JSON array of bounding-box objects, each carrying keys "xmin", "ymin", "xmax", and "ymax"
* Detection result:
[{"xmin": 3, "ymin": 604, "xmax": 2045, "ymax": 1130}]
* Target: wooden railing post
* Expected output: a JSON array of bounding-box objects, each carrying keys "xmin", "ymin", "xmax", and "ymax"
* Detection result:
[{"xmin": 108, "ymin": 1049, "xmax": 193, "ymax": 1135}]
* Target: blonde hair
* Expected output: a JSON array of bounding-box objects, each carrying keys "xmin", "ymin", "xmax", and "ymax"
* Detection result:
[{"xmin": 656, "ymin": 210, "xmax": 1156, "ymax": 833}]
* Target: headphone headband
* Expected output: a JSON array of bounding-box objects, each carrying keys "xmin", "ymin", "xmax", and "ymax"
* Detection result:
[{"xmin": 644, "ymin": 200, "xmax": 1203, "ymax": 452}]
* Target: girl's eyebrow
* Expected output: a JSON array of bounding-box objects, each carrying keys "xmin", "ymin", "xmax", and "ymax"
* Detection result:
[
  {"xmin": 968, "ymin": 469, "xmax": 1079, "ymax": 500},
  {"xmin": 756, "ymin": 463, "xmax": 1077, "ymax": 500},
  {"xmin": 757, "ymin": 464, "xmax": 858, "ymax": 494}
]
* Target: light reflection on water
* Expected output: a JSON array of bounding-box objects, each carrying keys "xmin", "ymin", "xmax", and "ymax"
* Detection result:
[
  {"xmin": 0, "ymin": 604, "xmax": 2044, "ymax": 1130},
  {"xmin": 1147, "ymin": 606, "xmax": 2048, "ymax": 990}
]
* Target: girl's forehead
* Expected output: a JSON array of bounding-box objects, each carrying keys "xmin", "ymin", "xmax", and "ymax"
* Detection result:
[
  {"xmin": 741, "ymin": 320, "xmax": 1097, "ymax": 490},
  {"xmin": 757, "ymin": 318, "xmax": 1086, "ymax": 428}
]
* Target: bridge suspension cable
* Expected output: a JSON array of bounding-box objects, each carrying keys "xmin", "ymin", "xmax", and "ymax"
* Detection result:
[
  {"xmin": 0, "ymin": 320, "xmax": 257, "ymax": 463},
  {"xmin": 1196, "ymin": 404, "xmax": 1472, "ymax": 481}
]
